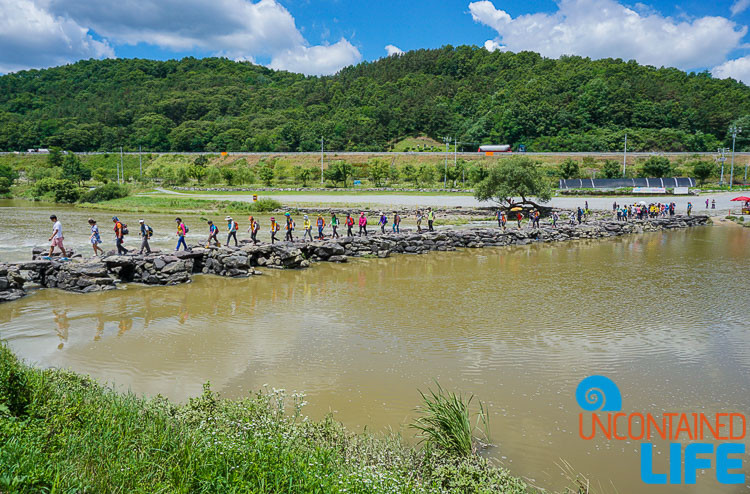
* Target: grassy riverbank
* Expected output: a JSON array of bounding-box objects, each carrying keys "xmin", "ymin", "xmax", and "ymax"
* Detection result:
[
  {"xmin": 77, "ymin": 195, "xmax": 281, "ymax": 215},
  {"xmin": 0, "ymin": 345, "xmax": 528, "ymax": 493}
]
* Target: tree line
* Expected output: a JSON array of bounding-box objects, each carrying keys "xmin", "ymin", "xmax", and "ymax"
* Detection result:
[{"xmin": 0, "ymin": 47, "xmax": 749, "ymax": 154}]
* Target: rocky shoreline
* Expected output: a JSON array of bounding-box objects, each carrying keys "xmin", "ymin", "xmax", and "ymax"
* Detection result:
[{"xmin": 0, "ymin": 215, "xmax": 709, "ymax": 302}]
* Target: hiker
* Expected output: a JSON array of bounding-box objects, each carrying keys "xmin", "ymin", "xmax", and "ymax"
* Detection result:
[
  {"xmin": 270, "ymin": 217, "xmax": 280, "ymax": 244},
  {"xmin": 175, "ymin": 217, "xmax": 188, "ymax": 251},
  {"xmin": 248, "ymin": 216, "xmax": 259, "ymax": 244},
  {"xmin": 516, "ymin": 211, "xmax": 523, "ymax": 228},
  {"xmin": 393, "ymin": 211, "xmax": 401, "ymax": 233},
  {"xmin": 532, "ymin": 210, "xmax": 540, "ymax": 228},
  {"xmin": 316, "ymin": 214, "xmax": 326, "ymax": 240},
  {"xmin": 88, "ymin": 218, "xmax": 104, "ymax": 256},
  {"xmin": 46, "ymin": 215, "xmax": 68, "ymax": 259},
  {"xmin": 345, "ymin": 213, "xmax": 354, "ymax": 237},
  {"xmin": 576, "ymin": 207, "xmax": 583, "ymax": 224},
  {"xmin": 687, "ymin": 202, "xmax": 693, "ymax": 216},
  {"xmin": 207, "ymin": 220, "xmax": 220, "ymax": 246},
  {"xmin": 379, "ymin": 212, "xmax": 387, "ymax": 234},
  {"xmin": 585, "ymin": 200, "xmax": 589, "ymax": 211},
  {"xmin": 416, "ymin": 210, "xmax": 423, "ymax": 232},
  {"xmin": 500, "ymin": 210, "xmax": 507, "ymax": 231},
  {"xmin": 226, "ymin": 216, "xmax": 238, "ymax": 246},
  {"xmin": 138, "ymin": 219, "xmax": 152, "ymax": 254},
  {"xmin": 705, "ymin": 198, "xmax": 709, "ymax": 209},
  {"xmin": 285, "ymin": 213, "xmax": 295, "ymax": 241},
  {"xmin": 113, "ymin": 216, "xmax": 129, "ymax": 255},
  {"xmin": 303, "ymin": 215, "xmax": 313, "ymax": 241},
  {"xmin": 552, "ymin": 211, "xmax": 559, "ymax": 227},
  {"xmin": 496, "ymin": 208, "xmax": 503, "ymax": 227},
  {"xmin": 358, "ymin": 212, "xmax": 368, "ymax": 236},
  {"xmin": 711, "ymin": 199, "xmax": 716, "ymax": 210},
  {"xmin": 331, "ymin": 213, "xmax": 339, "ymax": 238},
  {"xmin": 427, "ymin": 208, "xmax": 435, "ymax": 231}
]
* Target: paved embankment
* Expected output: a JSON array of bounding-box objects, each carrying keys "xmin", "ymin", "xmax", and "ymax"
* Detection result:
[{"xmin": 0, "ymin": 215, "xmax": 709, "ymax": 302}]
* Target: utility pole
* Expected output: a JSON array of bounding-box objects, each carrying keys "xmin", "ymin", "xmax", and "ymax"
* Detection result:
[
  {"xmin": 139, "ymin": 145, "xmax": 142, "ymax": 177},
  {"xmin": 443, "ymin": 136, "xmax": 450, "ymax": 189},
  {"xmin": 718, "ymin": 148, "xmax": 727, "ymax": 185},
  {"xmin": 119, "ymin": 146, "xmax": 124, "ymax": 184},
  {"xmin": 320, "ymin": 137, "xmax": 324, "ymax": 184},
  {"xmin": 622, "ymin": 133, "xmax": 627, "ymax": 177},
  {"xmin": 730, "ymin": 125, "xmax": 742, "ymax": 190}
]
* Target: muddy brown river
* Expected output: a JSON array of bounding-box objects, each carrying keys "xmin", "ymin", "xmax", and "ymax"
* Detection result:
[{"xmin": 1, "ymin": 203, "xmax": 749, "ymax": 493}]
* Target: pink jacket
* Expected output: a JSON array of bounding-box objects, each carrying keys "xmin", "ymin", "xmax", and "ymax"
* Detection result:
[{"xmin": 358, "ymin": 215, "xmax": 367, "ymax": 226}]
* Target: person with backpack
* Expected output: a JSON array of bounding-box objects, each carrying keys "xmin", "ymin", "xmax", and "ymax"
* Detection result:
[
  {"xmin": 113, "ymin": 216, "xmax": 129, "ymax": 255},
  {"xmin": 285, "ymin": 213, "xmax": 295, "ymax": 242},
  {"xmin": 358, "ymin": 212, "xmax": 368, "ymax": 236},
  {"xmin": 500, "ymin": 211, "xmax": 507, "ymax": 231},
  {"xmin": 225, "ymin": 216, "xmax": 238, "ymax": 246},
  {"xmin": 416, "ymin": 210, "xmax": 423, "ymax": 233},
  {"xmin": 331, "ymin": 213, "xmax": 339, "ymax": 238},
  {"xmin": 427, "ymin": 208, "xmax": 435, "ymax": 231},
  {"xmin": 248, "ymin": 216, "xmax": 259, "ymax": 244},
  {"xmin": 552, "ymin": 211, "xmax": 559, "ymax": 228},
  {"xmin": 345, "ymin": 213, "xmax": 354, "ymax": 237},
  {"xmin": 270, "ymin": 217, "xmax": 280, "ymax": 243},
  {"xmin": 316, "ymin": 214, "xmax": 326, "ymax": 240},
  {"xmin": 392, "ymin": 211, "xmax": 401, "ymax": 233},
  {"xmin": 207, "ymin": 220, "xmax": 220, "ymax": 247},
  {"xmin": 303, "ymin": 215, "xmax": 313, "ymax": 241},
  {"xmin": 175, "ymin": 217, "xmax": 189, "ymax": 251},
  {"xmin": 516, "ymin": 211, "xmax": 523, "ymax": 228},
  {"xmin": 378, "ymin": 212, "xmax": 387, "ymax": 234},
  {"xmin": 88, "ymin": 218, "xmax": 104, "ymax": 257},
  {"xmin": 138, "ymin": 219, "xmax": 153, "ymax": 254}
]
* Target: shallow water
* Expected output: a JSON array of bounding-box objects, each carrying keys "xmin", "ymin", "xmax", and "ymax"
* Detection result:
[{"xmin": 1, "ymin": 206, "xmax": 748, "ymax": 492}]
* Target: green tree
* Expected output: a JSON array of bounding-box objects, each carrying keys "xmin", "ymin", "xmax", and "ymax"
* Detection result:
[
  {"xmin": 92, "ymin": 167, "xmax": 110, "ymax": 184},
  {"xmin": 474, "ymin": 157, "xmax": 552, "ymax": 209},
  {"xmin": 601, "ymin": 160, "xmax": 621, "ymax": 179},
  {"xmin": 324, "ymin": 162, "xmax": 353, "ymax": 187},
  {"xmin": 258, "ymin": 164, "xmax": 274, "ymax": 186},
  {"xmin": 402, "ymin": 164, "xmax": 418, "ymax": 186},
  {"xmin": 47, "ymin": 147, "xmax": 64, "ymax": 167},
  {"xmin": 0, "ymin": 177, "xmax": 11, "ymax": 195},
  {"xmin": 61, "ymin": 153, "xmax": 91, "ymax": 185},
  {"xmin": 369, "ymin": 159, "xmax": 390, "ymax": 187},
  {"xmin": 559, "ymin": 158, "xmax": 580, "ymax": 179},
  {"xmin": 205, "ymin": 166, "xmax": 221, "ymax": 185},
  {"xmin": 467, "ymin": 163, "xmax": 488, "ymax": 185},
  {"xmin": 692, "ymin": 161, "xmax": 716, "ymax": 184},
  {"xmin": 221, "ymin": 167, "xmax": 236, "ymax": 185},
  {"xmin": 0, "ymin": 164, "xmax": 19, "ymax": 183},
  {"xmin": 418, "ymin": 164, "xmax": 435, "ymax": 186},
  {"xmin": 639, "ymin": 156, "xmax": 672, "ymax": 178},
  {"xmin": 293, "ymin": 165, "xmax": 313, "ymax": 187}
]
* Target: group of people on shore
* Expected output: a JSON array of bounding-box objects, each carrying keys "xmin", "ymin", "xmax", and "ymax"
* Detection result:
[{"xmin": 612, "ymin": 201, "xmax": 679, "ymax": 221}]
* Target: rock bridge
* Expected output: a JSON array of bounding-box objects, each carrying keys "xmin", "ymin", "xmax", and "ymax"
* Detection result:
[{"xmin": 0, "ymin": 215, "xmax": 710, "ymax": 303}]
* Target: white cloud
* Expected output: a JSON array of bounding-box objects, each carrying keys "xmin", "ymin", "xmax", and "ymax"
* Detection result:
[
  {"xmin": 269, "ymin": 38, "xmax": 361, "ymax": 75},
  {"xmin": 469, "ymin": 0, "xmax": 747, "ymax": 70},
  {"xmin": 731, "ymin": 0, "xmax": 750, "ymax": 16},
  {"xmin": 712, "ymin": 56, "xmax": 750, "ymax": 84},
  {"xmin": 0, "ymin": 0, "xmax": 113, "ymax": 73},
  {"xmin": 1, "ymin": 0, "xmax": 360, "ymax": 75},
  {"xmin": 385, "ymin": 44, "xmax": 404, "ymax": 56},
  {"xmin": 483, "ymin": 39, "xmax": 502, "ymax": 52}
]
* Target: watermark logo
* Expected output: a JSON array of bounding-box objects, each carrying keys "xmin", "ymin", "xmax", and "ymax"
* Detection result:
[
  {"xmin": 575, "ymin": 375, "xmax": 746, "ymax": 485},
  {"xmin": 575, "ymin": 375, "xmax": 622, "ymax": 412}
]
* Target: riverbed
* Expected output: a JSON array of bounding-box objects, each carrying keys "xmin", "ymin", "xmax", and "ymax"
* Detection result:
[{"xmin": 0, "ymin": 204, "xmax": 748, "ymax": 493}]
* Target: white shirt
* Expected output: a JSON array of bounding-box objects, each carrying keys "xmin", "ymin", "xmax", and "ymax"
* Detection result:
[{"xmin": 53, "ymin": 221, "xmax": 63, "ymax": 238}]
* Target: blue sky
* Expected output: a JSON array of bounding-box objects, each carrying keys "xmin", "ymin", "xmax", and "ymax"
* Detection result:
[{"xmin": 3, "ymin": 0, "xmax": 750, "ymax": 82}]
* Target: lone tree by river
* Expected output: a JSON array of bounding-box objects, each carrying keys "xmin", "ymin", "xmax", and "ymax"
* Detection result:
[{"xmin": 474, "ymin": 157, "xmax": 552, "ymax": 211}]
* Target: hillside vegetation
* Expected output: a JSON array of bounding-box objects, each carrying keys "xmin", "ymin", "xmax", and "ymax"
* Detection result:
[{"xmin": 1, "ymin": 46, "xmax": 749, "ymax": 153}]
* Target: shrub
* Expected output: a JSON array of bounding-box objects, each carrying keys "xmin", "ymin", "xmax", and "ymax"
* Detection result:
[
  {"xmin": 79, "ymin": 183, "xmax": 130, "ymax": 203},
  {"xmin": 31, "ymin": 178, "xmax": 80, "ymax": 203}
]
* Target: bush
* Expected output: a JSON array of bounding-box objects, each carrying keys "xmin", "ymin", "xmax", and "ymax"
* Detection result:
[
  {"xmin": 31, "ymin": 178, "xmax": 80, "ymax": 203},
  {"xmin": 0, "ymin": 177, "xmax": 11, "ymax": 196},
  {"xmin": 79, "ymin": 183, "xmax": 130, "ymax": 203}
]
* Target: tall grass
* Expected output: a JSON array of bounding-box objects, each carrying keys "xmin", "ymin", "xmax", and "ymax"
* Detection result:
[
  {"xmin": 77, "ymin": 195, "xmax": 281, "ymax": 214},
  {"xmin": 410, "ymin": 382, "xmax": 489, "ymax": 457},
  {"xmin": 0, "ymin": 345, "xmax": 526, "ymax": 493}
]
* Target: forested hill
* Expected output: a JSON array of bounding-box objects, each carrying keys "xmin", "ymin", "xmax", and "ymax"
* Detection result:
[{"xmin": 1, "ymin": 45, "xmax": 749, "ymax": 153}]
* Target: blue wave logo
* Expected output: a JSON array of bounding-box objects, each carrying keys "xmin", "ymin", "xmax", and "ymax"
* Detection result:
[{"xmin": 576, "ymin": 375, "xmax": 622, "ymax": 411}]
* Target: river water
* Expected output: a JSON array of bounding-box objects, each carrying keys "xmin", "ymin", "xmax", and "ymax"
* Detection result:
[{"xmin": 1, "ymin": 204, "xmax": 748, "ymax": 493}]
